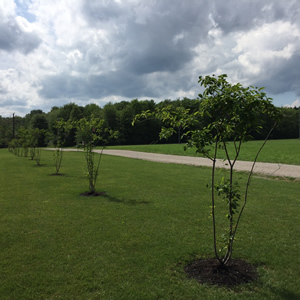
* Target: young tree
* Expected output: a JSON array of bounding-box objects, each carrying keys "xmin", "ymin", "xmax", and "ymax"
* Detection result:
[
  {"xmin": 51, "ymin": 120, "xmax": 72, "ymax": 175},
  {"xmin": 8, "ymin": 138, "xmax": 20, "ymax": 155},
  {"xmin": 16, "ymin": 128, "xmax": 30, "ymax": 157},
  {"xmin": 11, "ymin": 127, "xmax": 44, "ymax": 164},
  {"xmin": 75, "ymin": 117, "xmax": 118, "ymax": 195},
  {"xmin": 34, "ymin": 147, "xmax": 42, "ymax": 166},
  {"xmin": 28, "ymin": 128, "xmax": 43, "ymax": 161},
  {"xmin": 134, "ymin": 74, "xmax": 280, "ymax": 266},
  {"xmin": 194, "ymin": 75, "xmax": 280, "ymax": 266}
]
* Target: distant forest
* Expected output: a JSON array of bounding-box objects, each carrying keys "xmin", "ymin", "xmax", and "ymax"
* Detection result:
[{"xmin": 1, "ymin": 98, "xmax": 299, "ymax": 148}]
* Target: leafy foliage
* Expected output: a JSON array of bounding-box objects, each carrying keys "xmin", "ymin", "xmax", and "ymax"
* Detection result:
[
  {"xmin": 53, "ymin": 148, "xmax": 63, "ymax": 175},
  {"xmin": 50, "ymin": 120, "xmax": 73, "ymax": 175},
  {"xmin": 190, "ymin": 75, "xmax": 280, "ymax": 265},
  {"xmin": 134, "ymin": 74, "xmax": 281, "ymax": 266},
  {"xmin": 74, "ymin": 117, "xmax": 118, "ymax": 194}
]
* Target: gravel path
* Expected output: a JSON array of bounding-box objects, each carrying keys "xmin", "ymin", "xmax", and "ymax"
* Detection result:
[
  {"xmin": 98, "ymin": 149, "xmax": 300, "ymax": 179},
  {"xmin": 46, "ymin": 148, "xmax": 300, "ymax": 179}
]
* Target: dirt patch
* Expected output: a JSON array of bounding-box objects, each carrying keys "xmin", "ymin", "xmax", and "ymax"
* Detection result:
[{"xmin": 184, "ymin": 258, "xmax": 258, "ymax": 288}]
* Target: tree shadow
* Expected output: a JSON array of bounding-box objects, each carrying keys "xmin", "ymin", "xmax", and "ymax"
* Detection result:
[
  {"xmin": 267, "ymin": 286, "xmax": 300, "ymax": 300},
  {"xmin": 49, "ymin": 173, "xmax": 65, "ymax": 176},
  {"xmin": 253, "ymin": 262, "xmax": 300, "ymax": 299},
  {"xmin": 102, "ymin": 192, "xmax": 152, "ymax": 206},
  {"xmin": 32, "ymin": 164, "xmax": 45, "ymax": 167}
]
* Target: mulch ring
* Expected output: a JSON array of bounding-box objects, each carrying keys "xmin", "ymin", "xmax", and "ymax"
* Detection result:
[{"xmin": 184, "ymin": 258, "xmax": 258, "ymax": 288}]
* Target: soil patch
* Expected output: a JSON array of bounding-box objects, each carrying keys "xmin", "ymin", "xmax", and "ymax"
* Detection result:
[
  {"xmin": 80, "ymin": 191, "xmax": 106, "ymax": 197},
  {"xmin": 184, "ymin": 258, "xmax": 258, "ymax": 288}
]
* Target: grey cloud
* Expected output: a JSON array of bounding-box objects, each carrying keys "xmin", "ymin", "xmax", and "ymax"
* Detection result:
[
  {"xmin": 82, "ymin": 0, "xmax": 300, "ymax": 81},
  {"xmin": 0, "ymin": 84, "xmax": 7, "ymax": 94},
  {"xmin": 26, "ymin": 0, "xmax": 300, "ymax": 109},
  {"xmin": 39, "ymin": 0, "xmax": 300, "ymax": 102},
  {"xmin": 213, "ymin": 0, "xmax": 300, "ymax": 33},
  {"xmin": 81, "ymin": 0, "xmax": 211, "ymax": 76},
  {"xmin": 121, "ymin": 22, "xmax": 194, "ymax": 75},
  {"xmin": 39, "ymin": 64, "xmax": 196, "ymax": 102},
  {"xmin": 0, "ymin": 18, "xmax": 41, "ymax": 54},
  {"xmin": 39, "ymin": 70, "xmax": 156, "ymax": 100},
  {"xmin": 0, "ymin": 99, "xmax": 25, "ymax": 107},
  {"xmin": 39, "ymin": 74, "xmax": 85, "ymax": 99},
  {"xmin": 82, "ymin": 1, "xmax": 124, "ymax": 23},
  {"xmin": 254, "ymin": 53, "xmax": 300, "ymax": 96}
]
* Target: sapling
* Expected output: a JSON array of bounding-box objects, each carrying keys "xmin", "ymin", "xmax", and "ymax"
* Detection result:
[
  {"xmin": 27, "ymin": 128, "xmax": 43, "ymax": 160},
  {"xmin": 35, "ymin": 148, "xmax": 42, "ymax": 166},
  {"xmin": 19, "ymin": 128, "xmax": 29, "ymax": 157},
  {"xmin": 133, "ymin": 74, "xmax": 280, "ymax": 266},
  {"xmin": 75, "ymin": 117, "xmax": 118, "ymax": 195},
  {"xmin": 51, "ymin": 120, "xmax": 72, "ymax": 175},
  {"xmin": 8, "ymin": 138, "xmax": 19, "ymax": 155},
  {"xmin": 53, "ymin": 147, "xmax": 63, "ymax": 174},
  {"xmin": 30, "ymin": 146, "xmax": 36, "ymax": 160}
]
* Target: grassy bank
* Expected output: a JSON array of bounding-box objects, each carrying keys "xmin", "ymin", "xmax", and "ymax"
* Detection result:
[
  {"xmin": 108, "ymin": 139, "xmax": 300, "ymax": 165},
  {"xmin": 0, "ymin": 149, "xmax": 299, "ymax": 299}
]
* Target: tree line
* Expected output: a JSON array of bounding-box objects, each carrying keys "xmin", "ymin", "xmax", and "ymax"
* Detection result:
[{"xmin": 0, "ymin": 98, "xmax": 299, "ymax": 148}]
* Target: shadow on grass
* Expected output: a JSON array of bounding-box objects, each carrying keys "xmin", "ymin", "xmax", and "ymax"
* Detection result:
[
  {"xmin": 49, "ymin": 173, "xmax": 65, "ymax": 176},
  {"xmin": 264, "ymin": 286, "xmax": 300, "ymax": 300},
  {"xmin": 102, "ymin": 192, "xmax": 152, "ymax": 206},
  {"xmin": 79, "ymin": 188, "xmax": 152, "ymax": 205}
]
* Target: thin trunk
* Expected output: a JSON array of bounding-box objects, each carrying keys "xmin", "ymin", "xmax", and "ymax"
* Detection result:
[
  {"xmin": 212, "ymin": 139, "xmax": 221, "ymax": 262},
  {"xmin": 221, "ymin": 142, "xmax": 234, "ymax": 264},
  {"xmin": 85, "ymin": 144, "xmax": 94, "ymax": 193},
  {"xmin": 12, "ymin": 113, "xmax": 15, "ymax": 139},
  {"xmin": 232, "ymin": 140, "xmax": 242, "ymax": 166},
  {"xmin": 229, "ymin": 123, "xmax": 277, "ymax": 260}
]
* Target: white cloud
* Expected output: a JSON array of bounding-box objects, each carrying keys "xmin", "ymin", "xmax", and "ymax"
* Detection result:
[
  {"xmin": 233, "ymin": 21, "xmax": 300, "ymax": 77},
  {"xmin": 285, "ymin": 99, "xmax": 300, "ymax": 108},
  {"xmin": 173, "ymin": 32, "xmax": 185, "ymax": 45},
  {"xmin": 0, "ymin": 0, "xmax": 16, "ymax": 20},
  {"xmin": 15, "ymin": 15, "xmax": 34, "ymax": 32}
]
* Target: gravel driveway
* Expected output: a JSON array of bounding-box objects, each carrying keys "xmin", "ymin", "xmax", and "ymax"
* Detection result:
[
  {"xmin": 46, "ymin": 148, "xmax": 300, "ymax": 179},
  {"xmin": 98, "ymin": 149, "xmax": 300, "ymax": 179}
]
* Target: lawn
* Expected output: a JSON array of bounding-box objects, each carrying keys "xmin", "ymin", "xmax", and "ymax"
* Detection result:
[
  {"xmin": 0, "ymin": 149, "xmax": 299, "ymax": 299},
  {"xmin": 108, "ymin": 139, "xmax": 300, "ymax": 165}
]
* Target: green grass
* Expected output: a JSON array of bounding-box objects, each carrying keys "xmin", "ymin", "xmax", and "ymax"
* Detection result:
[
  {"xmin": 0, "ymin": 149, "xmax": 299, "ymax": 299},
  {"xmin": 108, "ymin": 139, "xmax": 300, "ymax": 165}
]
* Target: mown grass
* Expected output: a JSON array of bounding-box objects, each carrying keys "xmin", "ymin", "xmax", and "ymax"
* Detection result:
[
  {"xmin": 0, "ymin": 149, "xmax": 299, "ymax": 299},
  {"xmin": 108, "ymin": 139, "xmax": 300, "ymax": 165}
]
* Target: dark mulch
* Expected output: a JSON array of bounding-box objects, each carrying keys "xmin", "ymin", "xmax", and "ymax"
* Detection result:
[
  {"xmin": 184, "ymin": 258, "xmax": 258, "ymax": 288},
  {"xmin": 80, "ymin": 191, "xmax": 106, "ymax": 197}
]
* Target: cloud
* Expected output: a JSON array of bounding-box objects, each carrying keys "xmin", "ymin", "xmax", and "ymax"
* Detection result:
[
  {"xmin": 0, "ymin": 21, "xmax": 41, "ymax": 54},
  {"xmin": 80, "ymin": 0, "xmax": 211, "ymax": 76},
  {"xmin": 213, "ymin": 0, "xmax": 300, "ymax": 32},
  {"xmin": 233, "ymin": 21, "xmax": 300, "ymax": 87},
  {"xmin": 0, "ymin": 1, "xmax": 41, "ymax": 54},
  {"xmin": 1, "ymin": 0, "xmax": 300, "ymax": 117},
  {"xmin": 284, "ymin": 99, "xmax": 300, "ymax": 108},
  {"xmin": 37, "ymin": 0, "xmax": 213, "ymax": 102},
  {"xmin": 40, "ymin": 70, "xmax": 162, "ymax": 100}
]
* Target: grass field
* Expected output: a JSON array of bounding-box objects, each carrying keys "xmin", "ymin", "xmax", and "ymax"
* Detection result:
[
  {"xmin": 0, "ymin": 149, "xmax": 299, "ymax": 299},
  {"xmin": 108, "ymin": 139, "xmax": 300, "ymax": 165}
]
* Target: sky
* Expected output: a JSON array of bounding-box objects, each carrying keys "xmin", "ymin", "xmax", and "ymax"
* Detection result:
[{"xmin": 1, "ymin": 0, "xmax": 300, "ymax": 117}]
